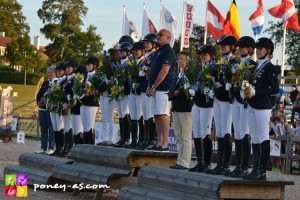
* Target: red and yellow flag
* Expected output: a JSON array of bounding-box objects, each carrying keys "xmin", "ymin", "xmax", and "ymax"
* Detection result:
[{"xmin": 223, "ymin": 0, "xmax": 241, "ymax": 39}]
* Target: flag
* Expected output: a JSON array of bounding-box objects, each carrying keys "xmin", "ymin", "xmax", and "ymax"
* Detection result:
[
  {"xmin": 268, "ymin": 0, "xmax": 299, "ymax": 31},
  {"xmin": 181, "ymin": 1, "xmax": 196, "ymax": 49},
  {"xmin": 160, "ymin": 4, "xmax": 177, "ymax": 46},
  {"xmin": 142, "ymin": 7, "xmax": 158, "ymax": 37},
  {"xmin": 206, "ymin": 0, "xmax": 225, "ymax": 40},
  {"xmin": 223, "ymin": 0, "xmax": 241, "ymax": 39},
  {"xmin": 249, "ymin": 0, "xmax": 264, "ymax": 35},
  {"xmin": 123, "ymin": 10, "xmax": 139, "ymax": 41}
]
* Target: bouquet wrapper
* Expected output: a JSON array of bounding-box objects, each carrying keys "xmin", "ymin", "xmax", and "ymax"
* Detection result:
[
  {"xmin": 231, "ymin": 73, "xmax": 239, "ymax": 84},
  {"xmin": 244, "ymin": 84, "xmax": 252, "ymax": 100}
]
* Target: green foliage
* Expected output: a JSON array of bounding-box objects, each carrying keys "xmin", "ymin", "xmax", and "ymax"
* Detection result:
[
  {"xmin": 264, "ymin": 0, "xmax": 300, "ymax": 74},
  {"xmin": 5, "ymin": 35, "xmax": 45, "ymax": 73},
  {"xmin": 0, "ymin": 0, "xmax": 30, "ymax": 37},
  {"xmin": 0, "ymin": 65, "xmax": 17, "ymax": 71},
  {"xmin": 37, "ymin": 0, "xmax": 104, "ymax": 63},
  {"xmin": 0, "ymin": 71, "xmax": 43, "ymax": 85}
]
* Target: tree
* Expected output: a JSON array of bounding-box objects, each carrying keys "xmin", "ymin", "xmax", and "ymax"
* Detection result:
[
  {"xmin": 5, "ymin": 35, "xmax": 45, "ymax": 85},
  {"xmin": 264, "ymin": 0, "xmax": 300, "ymax": 75},
  {"xmin": 37, "ymin": 0, "xmax": 88, "ymax": 63},
  {"xmin": 0, "ymin": 0, "xmax": 30, "ymax": 37}
]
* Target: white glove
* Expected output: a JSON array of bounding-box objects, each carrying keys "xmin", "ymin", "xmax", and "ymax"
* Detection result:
[
  {"xmin": 184, "ymin": 82, "xmax": 190, "ymax": 90},
  {"xmin": 62, "ymin": 103, "xmax": 69, "ymax": 110},
  {"xmin": 225, "ymin": 83, "xmax": 232, "ymax": 91},
  {"xmin": 203, "ymin": 87, "xmax": 210, "ymax": 95},
  {"xmin": 208, "ymin": 90, "xmax": 214, "ymax": 99},
  {"xmin": 240, "ymin": 90, "xmax": 244, "ymax": 99},
  {"xmin": 139, "ymin": 70, "xmax": 145, "ymax": 77},
  {"xmin": 250, "ymin": 85, "xmax": 256, "ymax": 97},
  {"xmin": 189, "ymin": 89, "xmax": 196, "ymax": 97}
]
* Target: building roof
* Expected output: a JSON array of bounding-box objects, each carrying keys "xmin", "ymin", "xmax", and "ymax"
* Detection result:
[{"xmin": 0, "ymin": 37, "xmax": 12, "ymax": 47}]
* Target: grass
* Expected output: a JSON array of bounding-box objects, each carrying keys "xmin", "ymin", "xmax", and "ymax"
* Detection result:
[{"xmin": 0, "ymin": 83, "xmax": 38, "ymax": 117}]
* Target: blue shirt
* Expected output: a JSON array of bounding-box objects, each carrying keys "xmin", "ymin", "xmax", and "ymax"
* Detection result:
[{"xmin": 149, "ymin": 44, "xmax": 176, "ymax": 92}]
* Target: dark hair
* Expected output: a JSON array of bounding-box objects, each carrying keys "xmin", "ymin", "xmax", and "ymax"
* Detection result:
[{"xmin": 273, "ymin": 116, "xmax": 280, "ymax": 122}]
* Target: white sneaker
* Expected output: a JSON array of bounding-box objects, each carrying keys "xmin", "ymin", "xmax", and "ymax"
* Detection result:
[
  {"xmin": 46, "ymin": 149, "xmax": 54, "ymax": 155},
  {"xmin": 35, "ymin": 149, "xmax": 46, "ymax": 154}
]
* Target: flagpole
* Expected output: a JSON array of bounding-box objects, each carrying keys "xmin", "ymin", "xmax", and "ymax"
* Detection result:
[
  {"xmin": 160, "ymin": 0, "xmax": 163, "ymax": 30},
  {"xmin": 203, "ymin": 0, "xmax": 209, "ymax": 44},
  {"xmin": 254, "ymin": 35, "xmax": 257, "ymax": 61},
  {"xmin": 122, "ymin": 5, "xmax": 126, "ymax": 35},
  {"xmin": 281, "ymin": 21, "xmax": 287, "ymax": 86},
  {"xmin": 180, "ymin": 0, "xmax": 186, "ymax": 51}
]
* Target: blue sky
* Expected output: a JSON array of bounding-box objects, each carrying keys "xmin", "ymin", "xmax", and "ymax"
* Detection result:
[{"xmin": 17, "ymin": 0, "xmax": 285, "ymax": 65}]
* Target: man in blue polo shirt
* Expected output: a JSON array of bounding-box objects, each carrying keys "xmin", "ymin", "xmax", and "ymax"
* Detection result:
[{"xmin": 146, "ymin": 29, "xmax": 176, "ymax": 152}]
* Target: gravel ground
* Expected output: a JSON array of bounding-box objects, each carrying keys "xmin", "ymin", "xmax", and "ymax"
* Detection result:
[{"xmin": 0, "ymin": 138, "xmax": 299, "ymax": 200}]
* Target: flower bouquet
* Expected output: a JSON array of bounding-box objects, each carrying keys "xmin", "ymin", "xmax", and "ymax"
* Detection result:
[
  {"xmin": 90, "ymin": 72, "xmax": 108, "ymax": 91},
  {"xmin": 107, "ymin": 65, "xmax": 127, "ymax": 101},
  {"xmin": 216, "ymin": 58, "xmax": 237, "ymax": 98},
  {"xmin": 235, "ymin": 61, "xmax": 255, "ymax": 100},
  {"xmin": 46, "ymin": 84, "xmax": 67, "ymax": 113},
  {"xmin": 71, "ymin": 73, "xmax": 84, "ymax": 106},
  {"xmin": 127, "ymin": 59, "xmax": 141, "ymax": 95},
  {"xmin": 198, "ymin": 63, "xmax": 215, "ymax": 102}
]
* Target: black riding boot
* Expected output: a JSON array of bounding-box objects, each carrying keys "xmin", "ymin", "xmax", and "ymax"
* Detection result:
[
  {"xmin": 247, "ymin": 140, "xmax": 270, "ymax": 180},
  {"xmin": 137, "ymin": 120, "xmax": 148, "ymax": 150},
  {"xmin": 244, "ymin": 143, "xmax": 260, "ymax": 179},
  {"xmin": 227, "ymin": 139, "xmax": 242, "ymax": 177},
  {"xmin": 148, "ymin": 117, "xmax": 156, "ymax": 146},
  {"xmin": 74, "ymin": 134, "xmax": 80, "ymax": 145},
  {"xmin": 189, "ymin": 138, "xmax": 204, "ymax": 172},
  {"xmin": 50, "ymin": 131, "xmax": 60, "ymax": 156},
  {"xmin": 201, "ymin": 135, "xmax": 212, "ymax": 172},
  {"xmin": 113, "ymin": 118, "xmax": 125, "ymax": 147},
  {"xmin": 222, "ymin": 133, "xmax": 232, "ymax": 175},
  {"xmin": 126, "ymin": 120, "xmax": 138, "ymax": 148},
  {"xmin": 239, "ymin": 134, "xmax": 251, "ymax": 177},
  {"xmin": 124, "ymin": 114, "xmax": 131, "ymax": 145},
  {"xmin": 58, "ymin": 130, "xmax": 69, "ymax": 157},
  {"xmin": 66, "ymin": 129, "xmax": 74, "ymax": 153},
  {"xmin": 136, "ymin": 116, "xmax": 145, "ymax": 148},
  {"xmin": 208, "ymin": 137, "xmax": 224, "ymax": 175},
  {"xmin": 90, "ymin": 128, "xmax": 95, "ymax": 145}
]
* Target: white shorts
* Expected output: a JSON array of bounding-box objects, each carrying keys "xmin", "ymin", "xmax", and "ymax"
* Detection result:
[{"xmin": 150, "ymin": 91, "xmax": 171, "ymax": 115}]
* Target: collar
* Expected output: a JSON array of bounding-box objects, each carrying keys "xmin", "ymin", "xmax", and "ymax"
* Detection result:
[
  {"xmin": 222, "ymin": 53, "xmax": 233, "ymax": 60},
  {"xmin": 136, "ymin": 56, "xmax": 145, "ymax": 64},
  {"xmin": 67, "ymin": 74, "xmax": 75, "ymax": 81},
  {"xmin": 241, "ymin": 56, "xmax": 251, "ymax": 64},
  {"xmin": 121, "ymin": 58, "xmax": 129, "ymax": 65}
]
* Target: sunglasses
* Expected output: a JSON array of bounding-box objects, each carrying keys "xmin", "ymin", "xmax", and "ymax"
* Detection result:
[{"xmin": 157, "ymin": 33, "xmax": 165, "ymax": 37}]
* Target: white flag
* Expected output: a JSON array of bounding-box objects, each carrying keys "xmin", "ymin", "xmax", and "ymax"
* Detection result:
[
  {"xmin": 123, "ymin": 10, "xmax": 139, "ymax": 42},
  {"xmin": 181, "ymin": 1, "xmax": 195, "ymax": 49},
  {"xmin": 160, "ymin": 4, "xmax": 177, "ymax": 46},
  {"xmin": 142, "ymin": 8, "xmax": 158, "ymax": 37}
]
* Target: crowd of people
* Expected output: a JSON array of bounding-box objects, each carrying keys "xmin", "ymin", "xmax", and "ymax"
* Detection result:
[{"xmin": 35, "ymin": 28, "xmax": 300, "ymax": 181}]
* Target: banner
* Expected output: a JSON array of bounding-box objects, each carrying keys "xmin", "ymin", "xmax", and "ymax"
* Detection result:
[
  {"xmin": 0, "ymin": 95, "xmax": 14, "ymax": 133},
  {"xmin": 142, "ymin": 7, "xmax": 158, "ymax": 37},
  {"xmin": 181, "ymin": 1, "xmax": 195, "ymax": 49},
  {"xmin": 160, "ymin": 4, "xmax": 177, "ymax": 46}
]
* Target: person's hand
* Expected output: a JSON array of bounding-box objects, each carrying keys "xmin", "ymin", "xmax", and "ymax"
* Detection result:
[
  {"xmin": 173, "ymin": 90, "xmax": 180, "ymax": 97},
  {"xmin": 250, "ymin": 85, "xmax": 256, "ymax": 97},
  {"xmin": 208, "ymin": 90, "xmax": 214, "ymax": 99},
  {"xmin": 214, "ymin": 82, "xmax": 222, "ymax": 88},
  {"xmin": 225, "ymin": 83, "xmax": 232, "ymax": 91},
  {"xmin": 240, "ymin": 90, "xmax": 245, "ymax": 99},
  {"xmin": 146, "ymin": 87, "xmax": 156, "ymax": 97},
  {"xmin": 203, "ymin": 87, "xmax": 210, "ymax": 95},
  {"xmin": 62, "ymin": 103, "xmax": 69, "ymax": 110}
]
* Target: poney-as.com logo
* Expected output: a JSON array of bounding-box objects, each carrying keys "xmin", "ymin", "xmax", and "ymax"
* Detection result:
[{"xmin": 5, "ymin": 174, "xmax": 28, "ymax": 197}]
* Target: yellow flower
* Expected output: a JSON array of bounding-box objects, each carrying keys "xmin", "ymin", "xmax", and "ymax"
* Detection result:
[
  {"xmin": 220, "ymin": 69, "xmax": 223, "ymax": 73},
  {"xmin": 205, "ymin": 74, "xmax": 211, "ymax": 79},
  {"xmin": 111, "ymin": 86, "xmax": 119, "ymax": 95}
]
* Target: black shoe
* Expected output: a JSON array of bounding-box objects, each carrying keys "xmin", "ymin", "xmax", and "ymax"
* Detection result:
[
  {"xmin": 189, "ymin": 164, "xmax": 201, "ymax": 172},
  {"xmin": 154, "ymin": 146, "xmax": 169, "ymax": 152},
  {"xmin": 170, "ymin": 164, "xmax": 187, "ymax": 170},
  {"xmin": 145, "ymin": 145, "xmax": 157, "ymax": 151},
  {"xmin": 112, "ymin": 139, "xmax": 125, "ymax": 148}
]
